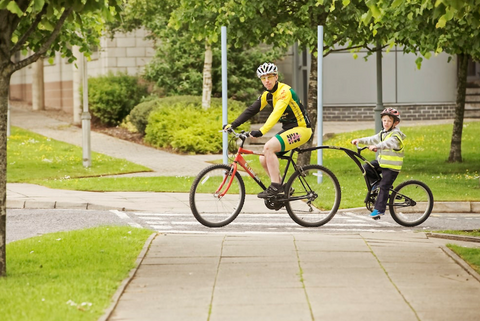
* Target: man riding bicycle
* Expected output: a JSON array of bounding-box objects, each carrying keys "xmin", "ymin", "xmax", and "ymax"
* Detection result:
[{"xmin": 224, "ymin": 62, "xmax": 312, "ymax": 199}]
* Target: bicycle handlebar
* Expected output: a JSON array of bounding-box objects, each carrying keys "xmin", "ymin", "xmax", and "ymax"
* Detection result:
[
  {"xmin": 224, "ymin": 128, "xmax": 250, "ymax": 140},
  {"xmin": 356, "ymin": 144, "xmax": 368, "ymax": 154}
]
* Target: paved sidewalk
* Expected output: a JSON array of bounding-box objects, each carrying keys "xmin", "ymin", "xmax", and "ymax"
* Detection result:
[
  {"xmin": 8, "ymin": 105, "xmax": 480, "ymax": 321},
  {"xmin": 104, "ymin": 232, "xmax": 480, "ymax": 321}
]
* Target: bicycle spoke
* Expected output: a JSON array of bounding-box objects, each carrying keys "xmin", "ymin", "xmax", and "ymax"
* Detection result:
[
  {"xmin": 190, "ymin": 165, "xmax": 245, "ymax": 227},
  {"xmin": 389, "ymin": 180, "xmax": 433, "ymax": 227},
  {"xmin": 285, "ymin": 165, "xmax": 341, "ymax": 227}
]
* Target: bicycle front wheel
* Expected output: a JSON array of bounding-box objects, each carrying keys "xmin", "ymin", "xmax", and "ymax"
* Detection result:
[
  {"xmin": 189, "ymin": 164, "xmax": 245, "ymax": 227},
  {"xmin": 285, "ymin": 165, "xmax": 341, "ymax": 227},
  {"xmin": 389, "ymin": 180, "xmax": 434, "ymax": 227}
]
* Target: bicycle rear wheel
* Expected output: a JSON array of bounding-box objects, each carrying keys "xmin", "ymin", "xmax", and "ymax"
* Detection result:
[
  {"xmin": 285, "ymin": 165, "xmax": 341, "ymax": 227},
  {"xmin": 189, "ymin": 164, "xmax": 245, "ymax": 227},
  {"xmin": 389, "ymin": 180, "xmax": 434, "ymax": 227}
]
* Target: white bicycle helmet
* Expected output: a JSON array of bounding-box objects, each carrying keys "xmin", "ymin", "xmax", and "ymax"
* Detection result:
[{"xmin": 256, "ymin": 62, "xmax": 278, "ymax": 78}]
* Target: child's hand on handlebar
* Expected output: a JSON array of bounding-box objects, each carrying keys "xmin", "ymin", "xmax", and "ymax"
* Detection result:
[
  {"xmin": 351, "ymin": 139, "xmax": 359, "ymax": 145},
  {"xmin": 368, "ymin": 145, "xmax": 378, "ymax": 152}
]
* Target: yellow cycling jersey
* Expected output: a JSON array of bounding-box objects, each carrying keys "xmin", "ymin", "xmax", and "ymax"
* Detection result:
[
  {"xmin": 258, "ymin": 82, "xmax": 310, "ymax": 134},
  {"xmin": 231, "ymin": 82, "xmax": 311, "ymax": 134}
]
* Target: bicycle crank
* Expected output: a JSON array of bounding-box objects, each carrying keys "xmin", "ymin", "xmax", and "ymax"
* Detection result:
[
  {"xmin": 264, "ymin": 199, "xmax": 284, "ymax": 211},
  {"xmin": 366, "ymin": 200, "xmax": 375, "ymax": 212}
]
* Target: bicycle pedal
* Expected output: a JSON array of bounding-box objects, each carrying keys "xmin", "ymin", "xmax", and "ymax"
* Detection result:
[{"xmin": 372, "ymin": 216, "xmax": 381, "ymax": 220}]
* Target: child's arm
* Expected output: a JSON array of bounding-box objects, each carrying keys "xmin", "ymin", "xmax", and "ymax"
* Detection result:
[
  {"xmin": 376, "ymin": 135, "xmax": 403, "ymax": 151},
  {"xmin": 351, "ymin": 133, "xmax": 381, "ymax": 146}
]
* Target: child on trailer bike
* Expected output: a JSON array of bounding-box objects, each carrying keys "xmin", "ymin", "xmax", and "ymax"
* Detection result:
[
  {"xmin": 223, "ymin": 62, "xmax": 312, "ymax": 199},
  {"xmin": 351, "ymin": 107, "xmax": 406, "ymax": 220}
]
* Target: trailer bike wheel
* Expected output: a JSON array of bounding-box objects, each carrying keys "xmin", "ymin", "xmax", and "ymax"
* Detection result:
[
  {"xmin": 189, "ymin": 164, "xmax": 245, "ymax": 227},
  {"xmin": 388, "ymin": 180, "xmax": 434, "ymax": 227},
  {"xmin": 285, "ymin": 165, "xmax": 341, "ymax": 227}
]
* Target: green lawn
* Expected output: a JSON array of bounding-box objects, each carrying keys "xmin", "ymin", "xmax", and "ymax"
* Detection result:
[
  {"xmin": 7, "ymin": 127, "xmax": 151, "ymax": 182},
  {"xmin": 11, "ymin": 122, "xmax": 480, "ymax": 209},
  {"xmin": 1, "ymin": 226, "xmax": 153, "ymax": 321},
  {"xmin": 447, "ymin": 243, "xmax": 480, "ymax": 274}
]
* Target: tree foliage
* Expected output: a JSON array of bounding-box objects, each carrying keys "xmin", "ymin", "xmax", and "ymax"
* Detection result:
[
  {"xmin": 110, "ymin": 0, "xmax": 285, "ymax": 104},
  {"xmin": 0, "ymin": 0, "xmax": 123, "ymax": 277},
  {"xmin": 142, "ymin": 29, "xmax": 283, "ymax": 103},
  {"xmin": 362, "ymin": 0, "xmax": 480, "ymax": 162}
]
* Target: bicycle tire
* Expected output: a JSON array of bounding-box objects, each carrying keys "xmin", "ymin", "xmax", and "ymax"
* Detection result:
[
  {"xmin": 388, "ymin": 180, "xmax": 434, "ymax": 227},
  {"xmin": 189, "ymin": 164, "xmax": 245, "ymax": 227},
  {"xmin": 285, "ymin": 164, "xmax": 341, "ymax": 227}
]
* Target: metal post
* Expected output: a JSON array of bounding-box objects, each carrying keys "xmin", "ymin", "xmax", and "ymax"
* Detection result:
[
  {"xmin": 317, "ymin": 26, "xmax": 324, "ymax": 183},
  {"xmin": 81, "ymin": 53, "xmax": 91, "ymax": 167},
  {"xmin": 375, "ymin": 42, "xmax": 384, "ymax": 134},
  {"xmin": 221, "ymin": 26, "xmax": 228, "ymax": 165}
]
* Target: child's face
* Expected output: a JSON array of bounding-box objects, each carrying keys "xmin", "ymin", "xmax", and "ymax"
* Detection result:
[{"xmin": 382, "ymin": 115, "xmax": 398, "ymax": 131}]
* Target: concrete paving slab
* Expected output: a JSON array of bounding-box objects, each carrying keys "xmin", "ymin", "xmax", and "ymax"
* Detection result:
[
  {"xmin": 55, "ymin": 201, "xmax": 89, "ymax": 209},
  {"xmin": 294, "ymin": 236, "xmax": 370, "ymax": 253},
  {"xmin": 6, "ymin": 199, "xmax": 25, "ymax": 208},
  {"xmin": 24, "ymin": 200, "xmax": 55, "ymax": 209},
  {"xmin": 131, "ymin": 264, "xmax": 217, "ymax": 288},
  {"xmin": 434, "ymin": 201, "xmax": 472, "ymax": 213},
  {"xmin": 215, "ymin": 264, "xmax": 301, "ymax": 289},
  {"xmin": 297, "ymin": 251, "xmax": 379, "ymax": 268},
  {"xmin": 210, "ymin": 302, "xmax": 312, "ymax": 321},
  {"xmin": 109, "ymin": 304, "xmax": 209, "ymax": 321},
  {"xmin": 307, "ymin": 287, "xmax": 419, "ymax": 321},
  {"xmin": 302, "ymin": 266, "xmax": 392, "ymax": 288},
  {"xmin": 211, "ymin": 287, "xmax": 307, "ymax": 306},
  {"xmin": 140, "ymin": 256, "xmax": 219, "ymax": 265}
]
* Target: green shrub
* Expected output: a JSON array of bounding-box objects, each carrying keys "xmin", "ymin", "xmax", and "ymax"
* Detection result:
[
  {"xmin": 144, "ymin": 97, "xmax": 248, "ymax": 154},
  {"xmin": 129, "ymin": 98, "xmax": 161, "ymax": 135},
  {"xmin": 130, "ymin": 96, "xmax": 203, "ymax": 135},
  {"xmin": 87, "ymin": 72, "xmax": 149, "ymax": 126}
]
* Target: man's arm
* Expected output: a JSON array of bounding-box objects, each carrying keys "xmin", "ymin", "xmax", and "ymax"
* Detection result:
[{"xmin": 231, "ymin": 98, "xmax": 262, "ymax": 128}]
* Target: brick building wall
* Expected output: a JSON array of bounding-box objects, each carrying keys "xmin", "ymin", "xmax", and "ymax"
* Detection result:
[
  {"xmin": 322, "ymin": 104, "xmax": 456, "ymax": 121},
  {"xmin": 257, "ymin": 103, "xmax": 455, "ymax": 123},
  {"xmin": 9, "ymin": 28, "xmax": 154, "ymax": 115}
]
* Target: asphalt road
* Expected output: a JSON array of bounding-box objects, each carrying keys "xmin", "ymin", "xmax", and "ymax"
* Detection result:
[{"xmin": 6, "ymin": 209, "xmax": 480, "ymax": 243}]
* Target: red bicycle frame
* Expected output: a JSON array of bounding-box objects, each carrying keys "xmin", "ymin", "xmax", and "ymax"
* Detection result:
[{"xmin": 215, "ymin": 138, "xmax": 267, "ymax": 198}]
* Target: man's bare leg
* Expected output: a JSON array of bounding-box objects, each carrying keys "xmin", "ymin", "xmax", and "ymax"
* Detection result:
[{"xmin": 262, "ymin": 138, "xmax": 282, "ymax": 184}]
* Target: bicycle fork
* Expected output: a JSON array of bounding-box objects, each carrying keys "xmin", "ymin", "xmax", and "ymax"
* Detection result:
[{"xmin": 213, "ymin": 165, "xmax": 238, "ymax": 198}]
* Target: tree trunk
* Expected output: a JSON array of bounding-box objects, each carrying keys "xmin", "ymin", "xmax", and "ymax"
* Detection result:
[
  {"xmin": 202, "ymin": 44, "xmax": 213, "ymax": 109},
  {"xmin": 0, "ymin": 71, "xmax": 10, "ymax": 277},
  {"xmin": 448, "ymin": 54, "xmax": 468, "ymax": 163},
  {"xmin": 32, "ymin": 58, "xmax": 45, "ymax": 111},
  {"xmin": 297, "ymin": 53, "xmax": 318, "ymax": 167}
]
